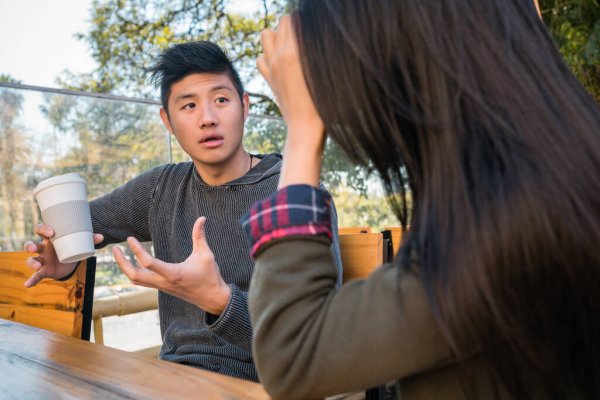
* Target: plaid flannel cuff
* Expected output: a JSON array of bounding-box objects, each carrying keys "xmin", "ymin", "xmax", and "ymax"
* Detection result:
[{"xmin": 241, "ymin": 184, "xmax": 333, "ymax": 258}]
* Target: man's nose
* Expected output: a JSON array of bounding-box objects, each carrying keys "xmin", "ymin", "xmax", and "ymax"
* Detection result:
[{"xmin": 199, "ymin": 105, "xmax": 218, "ymax": 128}]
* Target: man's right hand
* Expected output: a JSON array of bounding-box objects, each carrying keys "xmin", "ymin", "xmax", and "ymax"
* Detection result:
[{"xmin": 23, "ymin": 223, "xmax": 104, "ymax": 288}]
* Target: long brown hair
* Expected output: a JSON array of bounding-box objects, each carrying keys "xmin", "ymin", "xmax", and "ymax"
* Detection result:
[{"xmin": 293, "ymin": 0, "xmax": 600, "ymax": 398}]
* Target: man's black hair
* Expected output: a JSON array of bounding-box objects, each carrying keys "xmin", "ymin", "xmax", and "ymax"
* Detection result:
[{"xmin": 148, "ymin": 41, "xmax": 245, "ymax": 111}]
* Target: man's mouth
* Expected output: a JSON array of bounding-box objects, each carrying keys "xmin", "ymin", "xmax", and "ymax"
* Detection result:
[
  {"xmin": 199, "ymin": 134, "xmax": 224, "ymax": 143},
  {"xmin": 199, "ymin": 134, "xmax": 225, "ymax": 148}
]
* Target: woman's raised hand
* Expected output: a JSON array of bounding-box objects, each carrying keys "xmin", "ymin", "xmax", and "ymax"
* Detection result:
[{"xmin": 258, "ymin": 15, "xmax": 325, "ymax": 188}]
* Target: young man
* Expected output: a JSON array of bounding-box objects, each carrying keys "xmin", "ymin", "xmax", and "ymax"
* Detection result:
[{"xmin": 23, "ymin": 41, "xmax": 343, "ymax": 382}]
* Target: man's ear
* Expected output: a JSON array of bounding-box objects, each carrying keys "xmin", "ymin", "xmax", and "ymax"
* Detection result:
[
  {"xmin": 160, "ymin": 107, "xmax": 173, "ymax": 134},
  {"xmin": 242, "ymin": 92, "xmax": 250, "ymax": 121}
]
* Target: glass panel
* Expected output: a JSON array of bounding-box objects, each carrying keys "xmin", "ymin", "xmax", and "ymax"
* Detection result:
[
  {"xmin": 1, "ymin": 83, "xmax": 399, "ymax": 349},
  {"xmin": 1, "ymin": 84, "xmax": 398, "ymax": 248},
  {"xmin": 1, "ymin": 84, "xmax": 398, "ymax": 277},
  {"xmin": 243, "ymin": 114, "xmax": 397, "ymax": 231},
  {"xmin": 0, "ymin": 86, "xmax": 169, "ymax": 293}
]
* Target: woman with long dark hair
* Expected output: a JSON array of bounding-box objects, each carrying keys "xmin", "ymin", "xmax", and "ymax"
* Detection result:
[{"xmin": 241, "ymin": 1, "xmax": 600, "ymax": 398}]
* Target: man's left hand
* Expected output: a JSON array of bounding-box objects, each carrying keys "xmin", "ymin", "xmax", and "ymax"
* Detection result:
[{"xmin": 112, "ymin": 216, "xmax": 231, "ymax": 315}]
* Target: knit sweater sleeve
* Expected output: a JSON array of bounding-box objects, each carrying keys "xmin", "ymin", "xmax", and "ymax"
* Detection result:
[
  {"xmin": 204, "ymin": 284, "xmax": 253, "ymax": 351},
  {"xmin": 90, "ymin": 165, "xmax": 168, "ymax": 247}
]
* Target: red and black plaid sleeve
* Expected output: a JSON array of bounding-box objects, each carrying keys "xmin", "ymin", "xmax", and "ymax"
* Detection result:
[{"xmin": 241, "ymin": 184, "xmax": 333, "ymax": 258}]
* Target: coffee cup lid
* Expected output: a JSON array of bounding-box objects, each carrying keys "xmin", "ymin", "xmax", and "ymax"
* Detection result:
[{"xmin": 33, "ymin": 173, "xmax": 86, "ymax": 196}]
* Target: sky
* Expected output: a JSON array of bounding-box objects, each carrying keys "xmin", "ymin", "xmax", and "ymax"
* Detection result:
[
  {"xmin": 0, "ymin": 0, "xmax": 96, "ymax": 87},
  {"xmin": 0, "ymin": 0, "xmax": 264, "ymax": 90}
]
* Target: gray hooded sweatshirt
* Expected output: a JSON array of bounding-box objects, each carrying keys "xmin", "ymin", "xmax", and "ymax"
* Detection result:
[{"xmin": 90, "ymin": 153, "xmax": 342, "ymax": 381}]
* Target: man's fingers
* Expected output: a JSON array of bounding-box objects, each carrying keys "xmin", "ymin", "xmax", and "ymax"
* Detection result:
[
  {"xmin": 126, "ymin": 237, "xmax": 157, "ymax": 268},
  {"xmin": 27, "ymin": 223, "xmax": 54, "ymax": 255},
  {"xmin": 127, "ymin": 237, "xmax": 172, "ymax": 277},
  {"xmin": 23, "ymin": 240, "xmax": 43, "ymax": 254},
  {"xmin": 34, "ymin": 224, "xmax": 55, "ymax": 239},
  {"xmin": 113, "ymin": 244, "xmax": 164, "ymax": 288},
  {"xmin": 112, "ymin": 245, "xmax": 141, "ymax": 282},
  {"xmin": 192, "ymin": 217, "xmax": 211, "ymax": 254},
  {"xmin": 26, "ymin": 256, "xmax": 43, "ymax": 271},
  {"xmin": 24, "ymin": 270, "xmax": 46, "ymax": 288},
  {"xmin": 93, "ymin": 233, "xmax": 104, "ymax": 245}
]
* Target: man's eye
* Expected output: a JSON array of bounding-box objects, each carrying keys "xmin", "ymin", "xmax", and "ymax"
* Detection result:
[
  {"xmin": 215, "ymin": 97, "xmax": 229, "ymax": 104},
  {"xmin": 182, "ymin": 103, "xmax": 196, "ymax": 110}
]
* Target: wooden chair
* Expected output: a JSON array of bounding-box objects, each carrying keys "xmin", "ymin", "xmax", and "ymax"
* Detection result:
[
  {"xmin": 338, "ymin": 226, "xmax": 372, "ymax": 235},
  {"xmin": 383, "ymin": 226, "xmax": 406, "ymax": 255},
  {"xmin": 338, "ymin": 232, "xmax": 387, "ymax": 399},
  {"xmin": 338, "ymin": 232, "xmax": 383, "ymax": 283},
  {"xmin": 0, "ymin": 251, "xmax": 95, "ymax": 340}
]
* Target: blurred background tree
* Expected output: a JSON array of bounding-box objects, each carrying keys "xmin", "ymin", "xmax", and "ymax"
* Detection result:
[
  {"xmin": 62, "ymin": 0, "xmax": 600, "ymax": 104},
  {"xmin": 539, "ymin": 0, "xmax": 600, "ymax": 100},
  {"xmin": 0, "ymin": 0, "xmax": 594, "ymax": 285},
  {"xmin": 58, "ymin": 0, "xmax": 286, "ymax": 115},
  {"xmin": 0, "ymin": 75, "xmax": 35, "ymax": 250},
  {"xmin": 58, "ymin": 0, "xmax": 372, "ymax": 201},
  {"xmin": 51, "ymin": 0, "xmax": 598, "ymax": 233}
]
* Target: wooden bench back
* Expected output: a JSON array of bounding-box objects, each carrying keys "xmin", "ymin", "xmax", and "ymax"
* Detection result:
[
  {"xmin": 383, "ymin": 226, "xmax": 405, "ymax": 255},
  {"xmin": 338, "ymin": 226, "xmax": 372, "ymax": 235},
  {"xmin": 339, "ymin": 233, "xmax": 383, "ymax": 283},
  {"xmin": 0, "ymin": 251, "xmax": 95, "ymax": 340}
]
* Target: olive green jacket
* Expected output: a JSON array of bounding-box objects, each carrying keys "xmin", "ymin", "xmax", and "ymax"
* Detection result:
[{"xmin": 248, "ymin": 237, "xmax": 470, "ymax": 400}]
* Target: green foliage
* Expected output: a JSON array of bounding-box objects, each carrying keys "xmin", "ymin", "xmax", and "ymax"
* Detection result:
[
  {"xmin": 333, "ymin": 187, "xmax": 400, "ymax": 231},
  {"xmin": 242, "ymin": 115, "xmax": 371, "ymax": 195},
  {"xmin": 540, "ymin": 0, "xmax": 600, "ymax": 100},
  {"xmin": 54, "ymin": 0, "xmax": 598, "ymax": 239},
  {"xmin": 39, "ymin": 94, "xmax": 170, "ymax": 197},
  {"xmin": 59, "ymin": 0, "xmax": 286, "ymax": 115},
  {"xmin": 0, "ymin": 74, "xmax": 21, "ymax": 84},
  {"xmin": 0, "ymin": 86, "xmax": 32, "ymax": 249}
]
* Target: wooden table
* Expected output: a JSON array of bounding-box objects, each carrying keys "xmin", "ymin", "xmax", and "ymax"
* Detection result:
[{"xmin": 0, "ymin": 319, "xmax": 270, "ymax": 399}]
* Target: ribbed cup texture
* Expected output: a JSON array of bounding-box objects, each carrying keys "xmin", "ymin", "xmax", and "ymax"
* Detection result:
[{"xmin": 42, "ymin": 200, "xmax": 93, "ymax": 240}]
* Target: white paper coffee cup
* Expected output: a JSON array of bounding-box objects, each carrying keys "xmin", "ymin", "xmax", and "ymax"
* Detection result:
[{"xmin": 33, "ymin": 173, "xmax": 95, "ymax": 264}]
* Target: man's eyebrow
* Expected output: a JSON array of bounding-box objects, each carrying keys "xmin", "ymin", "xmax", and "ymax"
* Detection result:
[
  {"xmin": 173, "ymin": 93, "xmax": 197, "ymax": 103},
  {"xmin": 172, "ymin": 85, "xmax": 233, "ymax": 103},
  {"xmin": 209, "ymin": 85, "xmax": 234, "ymax": 93}
]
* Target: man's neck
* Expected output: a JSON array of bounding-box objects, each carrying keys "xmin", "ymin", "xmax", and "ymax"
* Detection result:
[{"xmin": 193, "ymin": 149, "xmax": 251, "ymax": 186}]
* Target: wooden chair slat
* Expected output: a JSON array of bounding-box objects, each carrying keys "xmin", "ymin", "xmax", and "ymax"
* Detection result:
[
  {"xmin": 0, "ymin": 251, "xmax": 95, "ymax": 339},
  {"xmin": 339, "ymin": 226, "xmax": 372, "ymax": 235},
  {"xmin": 339, "ymin": 233, "xmax": 383, "ymax": 283}
]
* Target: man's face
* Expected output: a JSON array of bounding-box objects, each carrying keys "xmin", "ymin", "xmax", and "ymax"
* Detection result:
[{"xmin": 160, "ymin": 73, "xmax": 249, "ymax": 167}]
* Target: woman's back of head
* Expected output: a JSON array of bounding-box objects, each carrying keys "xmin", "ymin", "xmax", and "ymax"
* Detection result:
[{"xmin": 294, "ymin": 0, "xmax": 600, "ymax": 398}]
